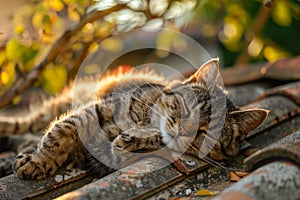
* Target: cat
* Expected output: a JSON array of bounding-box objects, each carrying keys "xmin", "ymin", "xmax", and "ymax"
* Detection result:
[{"xmin": 0, "ymin": 58, "xmax": 268, "ymax": 179}]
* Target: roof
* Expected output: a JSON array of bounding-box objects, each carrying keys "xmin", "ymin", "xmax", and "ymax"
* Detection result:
[{"xmin": 0, "ymin": 56, "xmax": 300, "ymax": 200}]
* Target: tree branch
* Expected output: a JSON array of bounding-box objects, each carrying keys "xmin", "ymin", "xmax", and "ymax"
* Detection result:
[
  {"xmin": 0, "ymin": 4, "xmax": 127, "ymax": 109},
  {"xmin": 0, "ymin": 0, "xmax": 194, "ymax": 109}
]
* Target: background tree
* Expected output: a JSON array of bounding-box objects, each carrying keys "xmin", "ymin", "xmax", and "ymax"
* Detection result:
[
  {"xmin": 0, "ymin": 0, "xmax": 299, "ymax": 109},
  {"xmin": 0, "ymin": 0, "xmax": 197, "ymax": 108}
]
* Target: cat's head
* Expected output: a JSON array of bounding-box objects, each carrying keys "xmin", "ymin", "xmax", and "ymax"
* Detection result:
[{"xmin": 157, "ymin": 58, "xmax": 268, "ymax": 160}]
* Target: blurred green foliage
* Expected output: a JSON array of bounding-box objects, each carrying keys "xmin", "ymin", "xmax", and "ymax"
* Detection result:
[
  {"xmin": 0, "ymin": 0, "xmax": 196, "ymax": 104},
  {"xmin": 1, "ymin": 0, "xmax": 91, "ymax": 97},
  {"xmin": 191, "ymin": 0, "xmax": 300, "ymax": 66}
]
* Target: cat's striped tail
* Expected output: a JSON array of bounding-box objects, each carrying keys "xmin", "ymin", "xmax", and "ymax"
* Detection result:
[{"xmin": 0, "ymin": 95, "xmax": 72, "ymax": 136}]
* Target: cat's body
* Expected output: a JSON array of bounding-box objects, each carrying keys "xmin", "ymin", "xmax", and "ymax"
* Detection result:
[{"xmin": 0, "ymin": 59, "xmax": 268, "ymax": 179}]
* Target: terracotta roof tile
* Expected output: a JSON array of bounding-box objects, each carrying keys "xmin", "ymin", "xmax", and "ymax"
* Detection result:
[
  {"xmin": 244, "ymin": 130, "xmax": 300, "ymax": 172},
  {"xmin": 215, "ymin": 161, "xmax": 300, "ymax": 200},
  {"xmin": 221, "ymin": 56, "xmax": 300, "ymax": 86}
]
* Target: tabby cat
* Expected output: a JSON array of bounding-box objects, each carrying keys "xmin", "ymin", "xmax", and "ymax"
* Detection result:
[{"xmin": 0, "ymin": 58, "xmax": 268, "ymax": 179}]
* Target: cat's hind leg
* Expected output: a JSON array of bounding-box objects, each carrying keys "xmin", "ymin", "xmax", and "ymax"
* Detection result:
[{"xmin": 12, "ymin": 114, "xmax": 81, "ymax": 179}]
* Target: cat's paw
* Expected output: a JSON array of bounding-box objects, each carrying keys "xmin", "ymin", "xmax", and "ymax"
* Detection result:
[
  {"xmin": 13, "ymin": 153, "xmax": 50, "ymax": 180},
  {"xmin": 112, "ymin": 132, "xmax": 135, "ymax": 154}
]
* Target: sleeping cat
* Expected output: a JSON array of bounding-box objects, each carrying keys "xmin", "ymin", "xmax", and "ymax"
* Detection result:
[{"xmin": 0, "ymin": 58, "xmax": 268, "ymax": 179}]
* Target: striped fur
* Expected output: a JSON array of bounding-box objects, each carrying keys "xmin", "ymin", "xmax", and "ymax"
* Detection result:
[{"xmin": 10, "ymin": 59, "xmax": 268, "ymax": 179}]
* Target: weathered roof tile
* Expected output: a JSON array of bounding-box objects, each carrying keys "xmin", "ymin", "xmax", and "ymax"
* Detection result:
[
  {"xmin": 2, "ymin": 58, "xmax": 300, "ymax": 199},
  {"xmin": 244, "ymin": 130, "xmax": 300, "ymax": 172},
  {"xmin": 215, "ymin": 161, "xmax": 300, "ymax": 200},
  {"xmin": 221, "ymin": 56, "xmax": 300, "ymax": 86}
]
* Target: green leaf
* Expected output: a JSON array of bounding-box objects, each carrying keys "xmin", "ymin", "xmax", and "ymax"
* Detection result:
[
  {"xmin": 271, "ymin": 0, "xmax": 292, "ymax": 26},
  {"xmin": 1, "ymin": 62, "xmax": 15, "ymax": 87},
  {"xmin": 5, "ymin": 38, "xmax": 23, "ymax": 61},
  {"xmin": 41, "ymin": 64, "xmax": 67, "ymax": 93}
]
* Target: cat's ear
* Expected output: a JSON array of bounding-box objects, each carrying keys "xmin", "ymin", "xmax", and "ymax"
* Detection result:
[
  {"xmin": 229, "ymin": 108, "xmax": 269, "ymax": 135},
  {"xmin": 186, "ymin": 58, "xmax": 220, "ymax": 87}
]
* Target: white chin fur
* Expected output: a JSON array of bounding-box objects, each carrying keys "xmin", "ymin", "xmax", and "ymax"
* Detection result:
[{"xmin": 159, "ymin": 116, "xmax": 172, "ymax": 144}]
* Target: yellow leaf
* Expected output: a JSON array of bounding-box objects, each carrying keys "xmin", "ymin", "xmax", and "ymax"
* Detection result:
[
  {"xmin": 1, "ymin": 62, "xmax": 15, "ymax": 86},
  {"xmin": 47, "ymin": 0, "xmax": 64, "ymax": 11},
  {"xmin": 32, "ymin": 12, "xmax": 45, "ymax": 28},
  {"xmin": 0, "ymin": 51, "xmax": 6, "ymax": 66},
  {"xmin": 12, "ymin": 95, "xmax": 21, "ymax": 105},
  {"xmin": 194, "ymin": 189, "xmax": 215, "ymax": 196},
  {"xmin": 1, "ymin": 71, "xmax": 10, "ymax": 85},
  {"xmin": 72, "ymin": 42, "xmax": 83, "ymax": 51},
  {"xmin": 68, "ymin": 5, "xmax": 80, "ymax": 21},
  {"xmin": 272, "ymin": 1, "xmax": 292, "ymax": 26},
  {"xmin": 263, "ymin": 46, "xmax": 289, "ymax": 62},
  {"xmin": 14, "ymin": 23, "xmax": 25, "ymax": 35},
  {"xmin": 101, "ymin": 38, "xmax": 123, "ymax": 53},
  {"xmin": 88, "ymin": 42, "xmax": 99, "ymax": 53},
  {"xmin": 229, "ymin": 172, "xmax": 240, "ymax": 182},
  {"xmin": 95, "ymin": 21, "xmax": 114, "ymax": 38},
  {"xmin": 235, "ymin": 171, "xmax": 248, "ymax": 178},
  {"xmin": 42, "ymin": 64, "xmax": 67, "ymax": 93},
  {"xmin": 5, "ymin": 38, "xmax": 22, "ymax": 60}
]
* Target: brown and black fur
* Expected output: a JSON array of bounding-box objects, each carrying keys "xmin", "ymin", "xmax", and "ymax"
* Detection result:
[{"xmin": 0, "ymin": 58, "xmax": 268, "ymax": 179}]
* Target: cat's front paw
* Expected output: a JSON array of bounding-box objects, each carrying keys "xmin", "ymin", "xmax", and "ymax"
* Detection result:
[
  {"xmin": 13, "ymin": 154, "xmax": 50, "ymax": 180},
  {"xmin": 112, "ymin": 132, "xmax": 135, "ymax": 154}
]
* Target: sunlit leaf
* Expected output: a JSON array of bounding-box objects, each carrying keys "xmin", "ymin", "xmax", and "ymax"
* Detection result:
[
  {"xmin": 1, "ymin": 71, "xmax": 10, "ymax": 85},
  {"xmin": 150, "ymin": 0, "xmax": 168, "ymax": 16},
  {"xmin": 128, "ymin": 0, "xmax": 147, "ymax": 10},
  {"xmin": 0, "ymin": 51, "xmax": 6, "ymax": 67},
  {"xmin": 68, "ymin": 5, "xmax": 81, "ymax": 21},
  {"xmin": 47, "ymin": 0, "xmax": 65, "ymax": 12},
  {"xmin": 21, "ymin": 42, "xmax": 41, "ymax": 71},
  {"xmin": 164, "ymin": 0, "xmax": 196, "ymax": 19},
  {"xmin": 87, "ymin": 0, "xmax": 117, "ymax": 13},
  {"xmin": 229, "ymin": 172, "xmax": 240, "ymax": 182},
  {"xmin": 227, "ymin": 4, "xmax": 249, "ymax": 27},
  {"xmin": 41, "ymin": 64, "xmax": 67, "ymax": 93},
  {"xmin": 234, "ymin": 171, "xmax": 248, "ymax": 178},
  {"xmin": 94, "ymin": 21, "xmax": 114, "ymax": 38},
  {"xmin": 222, "ymin": 19, "xmax": 243, "ymax": 41},
  {"xmin": 263, "ymin": 46, "xmax": 290, "ymax": 61},
  {"xmin": 88, "ymin": 42, "xmax": 99, "ymax": 53},
  {"xmin": 248, "ymin": 37, "xmax": 264, "ymax": 57},
  {"xmin": 101, "ymin": 37, "xmax": 123, "ymax": 53},
  {"xmin": 14, "ymin": 23, "xmax": 25, "ymax": 35},
  {"xmin": 81, "ymin": 23, "xmax": 95, "ymax": 42},
  {"xmin": 32, "ymin": 12, "xmax": 47, "ymax": 29},
  {"xmin": 143, "ymin": 18, "xmax": 164, "ymax": 29},
  {"xmin": 1, "ymin": 62, "xmax": 15, "ymax": 86},
  {"xmin": 72, "ymin": 42, "xmax": 84, "ymax": 51},
  {"xmin": 271, "ymin": 0, "xmax": 292, "ymax": 26},
  {"xmin": 12, "ymin": 95, "xmax": 21, "ymax": 105},
  {"xmin": 194, "ymin": 189, "xmax": 215, "ymax": 196},
  {"xmin": 5, "ymin": 38, "xmax": 23, "ymax": 61}
]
